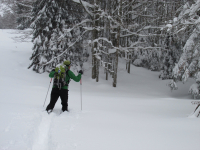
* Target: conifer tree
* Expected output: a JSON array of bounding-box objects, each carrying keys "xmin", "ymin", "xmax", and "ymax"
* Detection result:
[
  {"xmin": 159, "ymin": 32, "xmax": 182, "ymax": 80},
  {"xmin": 169, "ymin": 0, "xmax": 200, "ymax": 97},
  {"xmin": 29, "ymin": 0, "xmax": 83, "ymax": 73}
]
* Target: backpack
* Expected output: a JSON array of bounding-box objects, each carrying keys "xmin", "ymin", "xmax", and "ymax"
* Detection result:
[{"xmin": 53, "ymin": 65, "xmax": 70, "ymax": 89}]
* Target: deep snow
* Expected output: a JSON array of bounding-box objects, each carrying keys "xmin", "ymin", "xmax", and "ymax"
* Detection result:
[{"xmin": 0, "ymin": 29, "xmax": 200, "ymax": 150}]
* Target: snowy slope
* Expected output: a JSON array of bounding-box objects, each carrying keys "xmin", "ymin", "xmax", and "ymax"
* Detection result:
[{"xmin": 0, "ymin": 29, "xmax": 200, "ymax": 150}]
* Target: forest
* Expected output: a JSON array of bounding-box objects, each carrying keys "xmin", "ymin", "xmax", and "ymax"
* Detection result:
[{"xmin": 1, "ymin": 0, "xmax": 200, "ymax": 98}]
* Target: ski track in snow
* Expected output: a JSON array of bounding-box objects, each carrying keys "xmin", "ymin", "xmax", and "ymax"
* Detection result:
[
  {"xmin": 32, "ymin": 112, "xmax": 54, "ymax": 150},
  {"xmin": 31, "ymin": 110, "xmax": 80, "ymax": 150}
]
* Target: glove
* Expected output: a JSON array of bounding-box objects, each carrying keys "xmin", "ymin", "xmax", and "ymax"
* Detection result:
[{"xmin": 79, "ymin": 70, "xmax": 83, "ymax": 75}]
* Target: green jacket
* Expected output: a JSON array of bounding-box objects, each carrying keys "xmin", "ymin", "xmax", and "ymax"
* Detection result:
[{"xmin": 49, "ymin": 70, "xmax": 81, "ymax": 89}]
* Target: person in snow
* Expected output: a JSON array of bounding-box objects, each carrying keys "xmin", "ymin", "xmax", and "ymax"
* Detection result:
[{"xmin": 46, "ymin": 60, "xmax": 83, "ymax": 113}]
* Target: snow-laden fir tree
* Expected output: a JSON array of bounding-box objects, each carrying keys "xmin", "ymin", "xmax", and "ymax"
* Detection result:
[
  {"xmin": 169, "ymin": 0, "xmax": 200, "ymax": 98},
  {"xmin": 29, "ymin": 0, "xmax": 83, "ymax": 73},
  {"xmin": 159, "ymin": 31, "xmax": 182, "ymax": 80}
]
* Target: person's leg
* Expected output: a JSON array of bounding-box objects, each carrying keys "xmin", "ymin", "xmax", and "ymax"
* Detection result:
[
  {"xmin": 60, "ymin": 89, "xmax": 68, "ymax": 112},
  {"xmin": 46, "ymin": 88, "xmax": 59, "ymax": 111}
]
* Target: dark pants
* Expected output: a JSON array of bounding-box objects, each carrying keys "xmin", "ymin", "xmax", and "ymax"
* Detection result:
[{"xmin": 46, "ymin": 88, "xmax": 69, "ymax": 112}]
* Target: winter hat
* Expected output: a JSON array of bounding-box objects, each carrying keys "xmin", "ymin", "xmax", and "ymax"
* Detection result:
[{"xmin": 63, "ymin": 60, "xmax": 71, "ymax": 66}]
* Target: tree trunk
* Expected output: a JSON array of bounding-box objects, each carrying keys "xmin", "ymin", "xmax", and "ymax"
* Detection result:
[
  {"xmin": 92, "ymin": 0, "xmax": 99, "ymax": 80},
  {"xmin": 92, "ymin": 30, "xmax": 96, "ymax": 79},
  {"xmin": 96, "ymin": 59, "xmax": 99, "ymax": 82},
  {"xmin": 113, "ymin": 0, "xmax": 122, "ymax": 87},
  {"xmin": 128, "ymin": 53, "xmax": 131, "ymax": 74}
]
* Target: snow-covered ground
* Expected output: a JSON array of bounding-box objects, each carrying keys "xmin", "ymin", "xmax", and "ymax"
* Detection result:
[{"xmin": 0, "ymin": 29, "xmax": 199, "ymax": 150}]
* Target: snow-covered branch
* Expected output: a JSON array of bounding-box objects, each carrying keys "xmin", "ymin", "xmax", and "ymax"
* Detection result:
[
  {"xmin": 78, "ymin": 0, "xmax": 94, "ymax": 19},
  {"xmin": 42, "ymin": 30, "xmax": 89, "ymax": 66},
  {"xmin": 15, "ymin": 2, "xmax": 33, "ymax": 9},
  {"xmin": 63, "ymin": 19, "xmax": 92, "ymax": 33}
]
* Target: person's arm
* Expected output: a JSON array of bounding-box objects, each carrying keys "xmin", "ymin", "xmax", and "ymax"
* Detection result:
[
  {"xmin": 49, "ymin": 69, "xmax": 55, "ymax": 78},
  {"xmin": 68, "ymin": 70, "xmax": 81, "ymax": 82}
]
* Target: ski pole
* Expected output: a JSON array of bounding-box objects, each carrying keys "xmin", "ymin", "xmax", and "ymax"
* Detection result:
[
  {"xmin": 43, "ymin": 78, "xmax": 52, "ymax": 107},
  {"xmin": 80, "ymin": 78, "xmax": 82, "ymax": 111}
]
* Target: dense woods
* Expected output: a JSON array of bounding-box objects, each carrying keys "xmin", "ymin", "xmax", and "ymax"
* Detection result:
[{"xmin": 1, "ymin": 0, "xmax": 200, "ymax": 97}]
